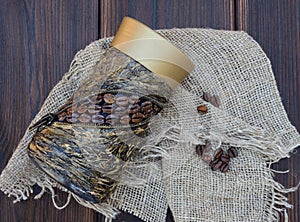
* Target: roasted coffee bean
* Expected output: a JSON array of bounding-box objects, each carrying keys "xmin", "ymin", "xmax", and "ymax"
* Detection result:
[
  {"xmin": 91, "ymin": 114, "xmax": 105, "ymax": 124},
  {"xmin": 214, "ymin": 148, "xmax": 224, "ymax": 159},
  {"xmin": 70, "ymin": 112, "xmax": 79, "ymax": 118},
  {"xmin": 210, "ymin": 95, "xmax": 221, "ymax": 107},
  {"xmin": 143, "ymin": 112, "xmax": 153, "ymax": 119},
  {"xmin": 202, "ymin": 155, "xmax": 212, "ymax": 164},
  {"xmin": 103, "ymin": 93, "xmax": 115, "ymax": 104},
  {"xmin": 211, "ymin": 159, "xmax": 223, "ymax": 171},
  {"xmin": 114, "ymin": 106, "xmax": 127, "ymax": 116},
  {"xmin": 220, "ymin": 154, "xmax": 230, "ymax": 163},
  {"xmin": 141, "ymin": 101, "xmax": 153, "ymax": 113},
  {"xmin": 203, "ymin": 92, "xmax": 212, "ymax": 102},
  {"xmin": 102, "ymin": 104, "xmax": 112, "ymax": 114},
  {"xmin": 129, "ymin": 95, "xmax": 140, "ymax": 104},
  {"xmin": 90, "ymin": 94, "xmax": 102, "ymax": 103},
  {"xmin": 153, "ymin": 104, "xmax": 161, "ymax": 113},
  {"xmin": 228, "ymin": 147, "xmax": 238, "ymax": 158},
  {"xmin": 197, "ymin": 105, "xmax": 208, "ymax": 114},
  {"xmin": 79, "ymin": 113, "xmax": 91, "ymax": 123},
  {"xmin": 88, "ymin": 105, "xmax": 101, "ymax": 114},
  {"xmin": 120, "ymin": 115, "xmax": 131, "ymax": 124},
  {"xmin": 106, "ymin": 114, "xmax": 119, "ymax": 125},
  {"xmin": 77, "ymin": 105, "xmax": 88, "ymax": 114},
  {"xmin": 205, "ymin": 140, "xmax": 212, "ymax": 151},
  {"xmin": 195, "ymin": 144, "xmax": 205, "ymax": 156},
  {"xmin": 115, "ymin": 95, "xmax": 129, "ymax": 106},
  {"xmin": 129, "ymin": 104, "xmax": 141, "ymax": 114},
  {"xmin": 67, "ymin": 106, "xmax": 76, "ymax": 115},
  {"xmin": 58, "ymin": 112, "xmax": 67, "ymax": 122},
  {"xmin": 132, "ymin": 112, "xmax": 144, "ymax": 123},
  {"xmin": 66, "ymin": 117, "xmax": 78, "ymax": 123},
  {"xmin": 220, "ymin": 162, "xmax": 229, "ymax": 173}
]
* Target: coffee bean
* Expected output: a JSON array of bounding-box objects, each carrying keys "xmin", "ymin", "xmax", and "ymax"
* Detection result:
[
  {"xmin": 214, "ymin": 148, "xmax": 224, "ymax": 159},
  {"xmin": 202, "ymin": 155, "xmax": 212, "ymax": 164},
  {"xmin": 203, "ymin": 92, "xmax": 212, "ymax": 102},
  {"xmin": 88, "ymin": 105, "xmax": 101, "ymax": 114},
  {"xmin": 153, "ymin": 104, "xmax": 161, "ymax": 113},
  {"xmin": 58, "ymin": 112, "xmax": 67, "ymax": 122},
  {"xmin": 132, "ymin": 112, "xmax": 144, "ymax": 123},
  {"xmin": 129, "ymin": 95, "xmax": 140, "ymax": 104},
  {"xmin": 211, "ymin": 159, "xmax": 223, "ymax": 171},
  {"xmin": 92, "ymin": 115, "xmax": 105, "ymax": 124},
  {"xmin": 115, "ymin": 95, "xmax": 129, "ymax": 106},
  {"xmin": 220, "ymin": 162, "xmax": 229, "ymax": 173},
  {"xmin": 120, "ymin": 115, "xmax": 131, "ymax": 124},
  {"xmin": 67, "ymin": 106, "xmax": 76, "ymax": 115},
  {"xmin": 66, "ymin": 117, "xmax": 77, "ymax": 123},
  {"xmin": 129, "ymin": 104, "xmax": 141, "ymax": 114},
  {"xmin": 77, "ymin": 105, "xmax": 87, "ymax": 114},
  {"xmin": 79, "ymin": 113, "xmax": 91, "ymax": 123},
  {"xmin": 114, "ymin": 106, "xmax": 127, "ymax": 116},
  {"xmin": 90, "ymin": 94, "xmax": 102, "ymax": 103},
  {"xmin": 141, "ymin": 101, "xmax": 153, "ymax": 113},
  {"xmin": 103, "ymin": 93, "xmax": 115, "ymax": 104},
  {"xmin": 205, "ymin": 140, "xmax": 212, "ymax": 151},
  {"xmin": 228, "ymin": 147, "xmax": 238, "ymax": 158},
  {"xmin": 220, "ymin": 154, "xmax": 230, "ymax": 163},
  {"xmin": 106, "ymin": 114, "xmax": 119, "ymax": 125},
  {"xmin": 195, "ymin": 144, "xmax": 205, "ymax": 156},
  {"xmin": 70, "ymin": 112, "xmax": 79, "ymax": 118},
  {"xmin": 210, "ymin": 95, "xmax": 221, "ymax": 107},
  {"xmin": 102, "ymin": 104, "xmax": 112, "ymax": 114},
  {"xmin": 197, "ymin": 105, "xmax": 208, "ymax": 114}
]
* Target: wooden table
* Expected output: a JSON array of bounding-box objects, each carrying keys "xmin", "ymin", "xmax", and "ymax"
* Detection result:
[{"xmin": 1, "ymin": 1, "xmax": 299, "ymax": 221}]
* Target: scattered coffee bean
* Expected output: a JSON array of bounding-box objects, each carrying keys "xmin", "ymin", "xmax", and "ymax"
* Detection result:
[
  {"xmin": 114, "ymin": 106, "xmax": 127, "ymax": 116},
  {"xmin": 203, "ymin": 92, "xmax": 212, "ymax": 102},
  {"xmin": 220, "ymin": 154, "xmax": 230, "ymax": 163},
  {"xmin": 103, "ymin": 93, "xmax": 115, "ymax": 104},
  {"xmin": 197, "ymin": 105, "xmax": 208, "ymax": 114},
  {"xmin": 77, "ymin": 105, "xmax": 88, "ymax": 114},
  {"xmin": 120, "ymin": 115, "xmax": 131, "ymax": 124},
  {"xmin": 70, "ymin": 112, "xmax": 79, "ymax": 118},
  {"xmin": 214, "ymin": 148, "xmax": 224, "ymax": 159},
  {"xmin": 79, "ymin": 113, "xmax": 91, "ymax": 123},
  {"xmin": 211, "ymin": 159, "xmax": 223, "ymax": 171},
  {"xmin": 91, "ymin": 114, "xmax": 105, "ymax": 124},
  {"xmin": 195, "ymin": 144, "xmax": 205, "ymax": 156},
  {"xmin": 228, "ymin": 147, "xmax": 238, "ymax": 158},
  {"xmin": 210, "ymin": 95, "xmax": 221, "ymax": 107},
  {"xmin": 132, "ymin": 112, "xmax": 144, "ymax": 123},
  {"xmin": 205, "ymin": 140, "xmax": 212, "ymax": 151},
  {"xmin": 202, "ymin": 155, "xmax": 212, "ymax": 164},
  {"xmin": 220, "ymin": 162, "xmax": 229, "ymax": 173}
]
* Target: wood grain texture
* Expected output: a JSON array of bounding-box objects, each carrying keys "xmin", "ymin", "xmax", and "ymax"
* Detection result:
[
  {"xmin": 100, "ymin": 0, "xmax": 235, "ymax": 37},
  {"xmin": 236, "ymin": 1, "xmax": 300, "ymax": 221},
  {"xmin": 1, "ymin": 0, "xmax": 299, "ymax": 221},
  {"xmin": 0, "ymin": 0, "xmax": 98, "ymax": 221}
]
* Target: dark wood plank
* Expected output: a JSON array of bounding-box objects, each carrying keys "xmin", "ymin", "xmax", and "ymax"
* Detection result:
[
  {"xmin": 100, "ymin": 0, "xmax": 235, "ymax": 37},
  {"xmin": 237, "ymin": 1, "xmax": 300, "ymax": 222},
  {"xmin": 0, "ymin": 0, "xmax": 98, "ymax": 222}
]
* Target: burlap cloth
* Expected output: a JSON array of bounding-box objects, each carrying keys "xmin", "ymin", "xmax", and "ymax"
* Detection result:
[{"xmin": 1, "ymin": 28, "xmax": 300, "ymax": 222}]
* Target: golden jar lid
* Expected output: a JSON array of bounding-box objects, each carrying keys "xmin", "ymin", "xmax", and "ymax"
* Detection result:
[{"xmin": 111, "ymin": 17, "xmax": 194, "ymax": 88}]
